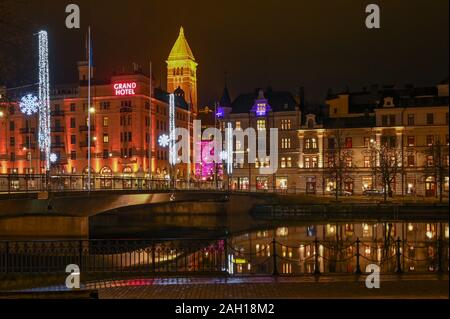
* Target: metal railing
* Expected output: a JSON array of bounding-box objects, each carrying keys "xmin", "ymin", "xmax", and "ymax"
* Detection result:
[
  {"xmin": 227, "ymin": 237, "xmax": 449, "ymax": 276},
  {"xmin": 0, "ymin": 237, "xmax": 447, "ymax": 275},
  {"xmin": 0, "ymin": 174, "xmax": 218, "ymax": 193},
  {"xmin": 0, "ymin": 239, "xmax": 226, "ymax": 275}
]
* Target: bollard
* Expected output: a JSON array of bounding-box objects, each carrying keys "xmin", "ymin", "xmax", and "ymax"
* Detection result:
[
  {"xmin": 314, "ymin": 238, "xmax": 321, "ymax": 275},
  {"xmin": 437, "ymin": 237, "xmax": 443, "ymax": 273},
  {"xmin": 395, "ymin": 237, "xmax": 403, "ymax": 273},
  {"xmin": 355, "ymin": 238, "xmax": 362, "ymax": 275},
  {"xmin": 272, "ymin": 238, "xmax": 279, "ymax": 276}
]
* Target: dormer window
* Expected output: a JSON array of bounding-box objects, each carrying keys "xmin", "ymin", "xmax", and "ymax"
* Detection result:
[
  {"xmin": 383, "ymin": 97, "xmax": 395, "ymax": 108},
  {"xmin": 256, "ymin": 103, "xmax": 267, "ymax": 116}
]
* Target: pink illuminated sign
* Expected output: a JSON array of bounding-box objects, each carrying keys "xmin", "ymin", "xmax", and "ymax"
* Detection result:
[{"xmin": 114, "ymin": 82, "xmax": 137, "ymax": 96}]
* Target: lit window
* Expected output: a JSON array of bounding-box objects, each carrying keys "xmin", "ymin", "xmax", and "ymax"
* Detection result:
[
  {"xmin": 257, "ymin": 119, "xmax": 266, "ymax": 131},
  {"xmin": 235, "ymin": 121, "xmax": 241, "ymax": 130},
  {"xmin": 286, "ymin": 157, "xmax": 292, "ymax": 168},
  {"xmin": 364, "ymin": 156, "xmax": 370, "ymax": 168},
  {"xmin": 305, "ymin": 138, "xmax": 317, "ymax": 149},
  {"xmin": 103, "ymin": 116, "xmax": 109, "ymax": 127}
]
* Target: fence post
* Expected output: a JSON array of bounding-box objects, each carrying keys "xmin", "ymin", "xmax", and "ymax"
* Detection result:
[
  {"xmin": 437, "ymin": 236, "xmax": 443, "ymax": 273},
  {"xmin": 355, "ymin": 237, "xmax": 362, "ymax": 275},
  {"xmin": 151, "ymin": 243, "xmax": 156, "ymax": 273},
  {"xmin": 395, "ymin": 237, "xmax": 403, "ymax": 273},
  {"xmin": 314, "ymin": 238, "xmax": 320, "ymax": 275},
  {"xmin": 79, "ymin": 240, "xmax": 83, "ymax": 271},
  {"xmin": 272, "ymin": 237, "xmax": 279, "ymax": 276},
  {"xmin": 224, "ymin": 235, "xmax": 229, "ymax": 274},
  {"xmin": 5, "ymin": 241, "xmax": 9, "ymax": 274}
]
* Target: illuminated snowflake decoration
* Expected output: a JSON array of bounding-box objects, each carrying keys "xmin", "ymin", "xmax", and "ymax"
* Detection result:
[
  {"xmin": 49, "ymin": 153, "xmax": 58, "ymax": 163},
  {"xmin": 20, "ymin": 94, "xmax": 39, "ymax": 116},
  {"xmin": 158, "ymin": 134, "xmax": 170, "ymax": 148}
]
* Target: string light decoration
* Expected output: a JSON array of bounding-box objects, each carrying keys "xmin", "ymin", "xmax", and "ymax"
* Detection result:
[
  {"xmin": 226, "ymin": 122, "xmax": 233, "ymax": 174},
  {"xmin": 169, "ymin": 93, "xmax": 177, "ymax": 165},
  {"xmin": 20, "ymin": 94, "xmax": 39, "ymax": 115},
  {"xmin": 38, "ymin": 31, "xmax": 51, "ymax": 171}
]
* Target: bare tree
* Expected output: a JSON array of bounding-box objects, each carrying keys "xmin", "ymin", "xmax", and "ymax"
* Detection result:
[
  {"xmin": 423, "ymin": 138, "xmax": 449, "ymax": 203},
  {"xmin": 369, "ymin": 143, "xmax": 401, "ymax": 201},
  {"xmin": 325, "ymin": 129, "xmax": 352, "ymax": 201}
]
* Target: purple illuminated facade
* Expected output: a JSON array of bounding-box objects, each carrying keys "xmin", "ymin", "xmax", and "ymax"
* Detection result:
[
  {"xmin": 251, "ymin": 90, "xmax": 271, "ymax": 116},
  {"xmin": 195, "ymin": 140, "xmax": 223, "ymax": 181}
]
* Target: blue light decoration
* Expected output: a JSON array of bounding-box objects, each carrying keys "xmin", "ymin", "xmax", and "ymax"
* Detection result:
[
  {"xmin": 251, "ymin": 89, "xmax": 271, "ymax": 117},
  {"xmin": 216, "ymin": 106, "xmax": 224, "ymax": 118},
  {"xmin": 307, "ymin": 226, "xmax": 316, "ymax": 237}
]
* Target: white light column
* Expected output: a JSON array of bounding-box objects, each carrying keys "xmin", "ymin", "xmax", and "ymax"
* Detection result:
[
  {"xmin": 38, "ymin": 31, "xmax": 51, "ymax": 172},
  {"xmin": 226, "ymin": 122, "xmax": 233, "ymax": 175},
  {"xmin": 169, "ymin": 93, "xmax": 177, "ymax": 166}
]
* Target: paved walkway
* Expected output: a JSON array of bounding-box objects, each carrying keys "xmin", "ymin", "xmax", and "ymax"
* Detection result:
[{"xmin": 90, "ymin": 274, "xmax": 448, "ymax": 299}]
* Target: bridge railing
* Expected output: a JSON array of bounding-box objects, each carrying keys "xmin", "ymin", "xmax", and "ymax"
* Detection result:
[
  {"xmin": 0, "ymin": 174, "xmax": 228, "ymax": 194},
  {"xmin": 0, "ymin": 237, "xmax": 447, "ymax": 276}
]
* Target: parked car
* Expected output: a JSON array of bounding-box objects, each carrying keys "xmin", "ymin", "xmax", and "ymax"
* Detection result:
[
  {"xmin": 330, "ymin": 190, "xmax": 353, "ymax": 197},
  {"xmin": 363, "ymin": 189, "xmax": 383, "ymax": 196}
]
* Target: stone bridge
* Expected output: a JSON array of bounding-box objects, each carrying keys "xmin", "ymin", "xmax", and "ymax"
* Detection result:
[{"xmin": 0, "ymin": 190, "xmax": 276, "ymax": 239}]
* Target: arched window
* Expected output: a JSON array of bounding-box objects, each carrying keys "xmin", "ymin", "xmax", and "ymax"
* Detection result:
[{"xmin": 100, "ymin": 167, "xmax": 113, "ymax": 189}]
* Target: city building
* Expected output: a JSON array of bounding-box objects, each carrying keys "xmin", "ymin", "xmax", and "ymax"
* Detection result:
[
  {"xmin": 218, "ymin": 81, "xmax": 449, "ymax": 197},
  {"xmin": 216, "ymin": 86, "xmax": 302, "ymax": 191}
]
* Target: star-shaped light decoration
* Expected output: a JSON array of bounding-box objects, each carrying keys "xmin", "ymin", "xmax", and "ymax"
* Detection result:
[
  {"xmin": 20, "ymin": 94, "xmax": 39, "ymax": 116},
  {"xmin": 158, "ymin": 134, "xmax": 170, "ymax": 148},
  {"xmin": 49, "ymin": 153, "xmax": 58, "ymax": 163}
]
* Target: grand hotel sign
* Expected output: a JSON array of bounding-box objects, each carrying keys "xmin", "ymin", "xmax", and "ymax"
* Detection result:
[{"xmin": 113, "ymin": 82, "xmax": 137, "ymax": 96}]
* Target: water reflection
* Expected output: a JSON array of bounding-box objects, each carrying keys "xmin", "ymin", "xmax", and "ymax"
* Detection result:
[{"xmin": 228, "ymin": 221, "xmax": 449, "ymax": 275}]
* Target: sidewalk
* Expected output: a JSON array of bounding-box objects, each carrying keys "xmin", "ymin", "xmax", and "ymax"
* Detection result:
[
  {"xmin": 17, "ymin": 274, "xmax": 446, "ymax": 299},
  {"xmin": 94, "ymin": 274, "xmax": 448, "ymax": 299}
]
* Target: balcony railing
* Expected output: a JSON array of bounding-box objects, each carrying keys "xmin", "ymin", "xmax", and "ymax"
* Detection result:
[
  {"xmin": 303, "ymin": 148, "xmax": 319, "ymax": 154},
  {"xmin": 20, "ymin": 143, "xmax": 37, "ymax": 150},
  {"xmin": 79, "ymin": 141, "xmax": 96, "ymax": 148},
  {"xmin": 19, "ymin": 128, "xmax": 35, "ymax": 134},
  {"xmin": 79, "ymin": 125, "xmax": 96, "ymax": 132},
  {"xmin": 51, "ymin": 110, "xmax": 65, "ymax": 116},
  {"xmin": 51, "ymin": 126, "xmax": 65, "ymax": 133},
  {"xmin": 51, "ymin": 143, "xmax": 65, "ymax": 149}
]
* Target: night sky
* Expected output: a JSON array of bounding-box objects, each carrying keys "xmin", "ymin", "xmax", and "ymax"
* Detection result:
[{"xmin": 1, "ymin": 0, "xmax": 449, "ymax": 106}]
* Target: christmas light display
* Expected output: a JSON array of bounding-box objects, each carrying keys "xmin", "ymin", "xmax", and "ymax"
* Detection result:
[
  {"xmin": 158, "ymin": 134, "xmax": 170, "ymax": 148},
  {"xmin": 169, "ymin": 93, "xmax": 176, "ymax": 165},
  {"xmin": 226, "ymin": 122, "xmax": 233, "ymax": 174},
  {"xmin": 20, "ymin": 94, "xmax": 39, "ymax": 116},
  {"xmin": 49, "ymin": 153, "xmax": 58, "ymax": 163},
  {"xmin": 38, "ymin": 31, "xmax": 51, "ymax": 171}
]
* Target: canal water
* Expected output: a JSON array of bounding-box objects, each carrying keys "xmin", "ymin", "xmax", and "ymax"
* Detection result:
[{"xmin": 89, "ymin": 219, "xmax": 449, "ymax": 275}]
